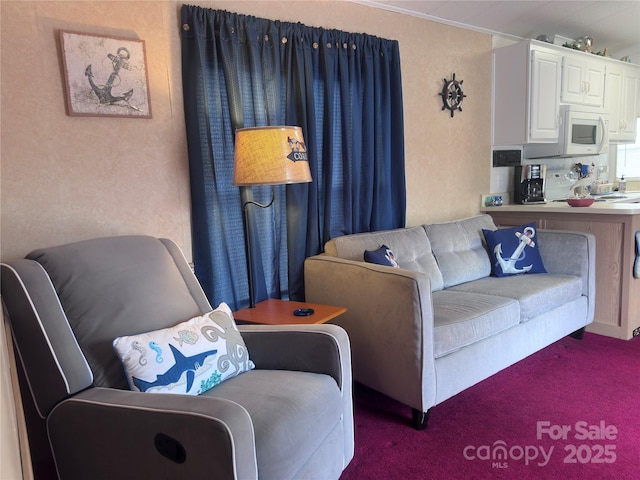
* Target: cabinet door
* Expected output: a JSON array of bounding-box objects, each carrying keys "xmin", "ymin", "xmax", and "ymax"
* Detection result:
[
  {"xmin": 606, "ymin": 65, "xmax": 623, "ymax": 139},
  {"xmin": 529, "ymin": 50, "xmax": 561, "ymax": 142},
  {"xmin": 620, "ymin": 72, "xmax": 639, "ymax": 139},
  {"xmin": 608, "ymin": 64, "xmax": 639, "ymax": 142},
  {"xmin": 561, "ymin": 55, "xmax": 605, "ymax": 107},
  {"xmin": 583, "ymin": 62, "xmax": 606, "ymax": 107},
  {"xmin": 561, "ymin": 56, "xmax": 586, "ymax": 104}
]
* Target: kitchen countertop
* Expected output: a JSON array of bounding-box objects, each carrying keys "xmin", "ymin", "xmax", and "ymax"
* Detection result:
[{"xmin": 481, "ymin": 192, "xmax": 640, "ymax": 215}]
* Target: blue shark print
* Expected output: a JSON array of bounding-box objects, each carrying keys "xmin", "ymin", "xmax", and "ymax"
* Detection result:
[
  {"xmin": 133, "ymin": 344, "xmax": 217, "ymax": 393},
  {"xmin": 149, "ymin": 341, "xmax": 163, "ymax": 363}
]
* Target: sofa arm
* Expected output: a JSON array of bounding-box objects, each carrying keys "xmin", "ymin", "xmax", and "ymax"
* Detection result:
[
  {"xmin": 47, "ymin": 387, "xmax": 257, "ymax": 480},
  {"xmin": 538, "ymin": 229, "xmax": 596, "ymax": 293},
  {"xmin": 304, "ymin": 255, "xmax": 437, "ymax": 413},
  {"xmin": 538, "ymin": 229, "xmax": 596, "ymax": 324}
]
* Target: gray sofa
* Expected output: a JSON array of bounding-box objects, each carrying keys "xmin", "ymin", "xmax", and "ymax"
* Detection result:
[
  {"xmin": 1, "ymin": 235, "xmax": 354, "ymax": 479},
  {"xmin": 304, "ymin": 214, "xmax": 595, "ymax": 429}
]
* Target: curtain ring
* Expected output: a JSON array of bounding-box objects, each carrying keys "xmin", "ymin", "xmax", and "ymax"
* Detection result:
[
  {"xmin": 182, "ymin": 24, "xmax": 190, "ymax": 32},
  {"xmin": 352, "ymin": 44, "xmax": 357, "ymax": 50},
  {"xmin": 326, "ymin": 42, "xmax": 332, "ymax": 48},
  {"xmin": 281, "ymin": 36, "xmax": 288, "ymax": 44},
  {"xmin": 264, "ymin": 35, "xmax": 269, "ymax": 42},
  {"xmin": 342, "ymin": 43, "xmax": 348, "ymax": 49},
  {"xmin": 313, "ymin": 42, "xmax": 319, "ymax": 49}
]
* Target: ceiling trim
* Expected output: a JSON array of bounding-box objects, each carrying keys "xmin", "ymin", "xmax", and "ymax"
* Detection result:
[{"xmin": 349, "ymin": 0, "xmax": 527, "ymax": 42}]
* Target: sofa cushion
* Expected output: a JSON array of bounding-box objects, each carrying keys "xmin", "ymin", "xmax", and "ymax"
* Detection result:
[
  {"xmin": 482, "ymin": 222, "xmax": 547, "ymax": 277},
  {"xmin": 449, "ymin": 274, "xmax": 583, "ymax": 321},
  {"xmin": 432, "ymin": 290, "xmax": 520, "ymax": 358},
  {"xmin": 425, "ymin": 215, "xmax": 495, "ymax": 288},
  {"xmin": 364, "ymin": 245, "xmax": 399, "ymax": 267},
  {"xmin": 325, "ymin": 226, "xmax": 444, "ymax": 291},
  {"xmin": 203, "ymin": 369, "xmax": 342, "ymax": 480},
  {"xmin": 113, "ymin": 303, "xmax": 254, "ymax": 395}
]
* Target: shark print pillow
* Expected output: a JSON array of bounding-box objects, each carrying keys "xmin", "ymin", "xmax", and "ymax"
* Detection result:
[{"xmin": 113, "ymin": 303, "xmax": 255, "ymax": 395}]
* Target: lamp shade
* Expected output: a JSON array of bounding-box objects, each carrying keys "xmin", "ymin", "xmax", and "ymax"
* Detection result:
[{"xmin": 233, "ymin": 126, "xmax": 312, "ymax": 186}]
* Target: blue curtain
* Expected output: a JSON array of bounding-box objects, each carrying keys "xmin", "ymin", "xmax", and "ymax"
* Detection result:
[{"xmin": 181, "ymin": 5, "xmax": 405, "ymax": 310}]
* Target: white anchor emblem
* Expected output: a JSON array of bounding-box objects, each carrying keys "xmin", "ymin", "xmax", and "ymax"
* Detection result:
[{"xmin": 494, "ymin": 226, "xmax": 536, "ymax": 274}]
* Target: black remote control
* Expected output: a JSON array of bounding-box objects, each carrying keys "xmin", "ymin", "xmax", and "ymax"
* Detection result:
[{"xmin": 293, "ymin": 308, "xmax": 315, "ymax": 316}]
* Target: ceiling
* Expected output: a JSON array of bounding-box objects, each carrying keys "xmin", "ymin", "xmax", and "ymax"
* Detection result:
[{"xmin": 357, "ymin": 1, "xmax": 640, "ymax": 60}]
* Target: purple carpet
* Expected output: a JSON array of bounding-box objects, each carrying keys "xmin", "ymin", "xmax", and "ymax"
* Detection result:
[{"xmin": 341, "ymin": 333, "xmax": 640, "ymax": 480}]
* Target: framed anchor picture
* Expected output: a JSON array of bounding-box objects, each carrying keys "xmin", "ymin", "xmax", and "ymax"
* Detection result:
[{"xmin": 60, "ymin": 30, "xmax": 152, "ymax": 118}]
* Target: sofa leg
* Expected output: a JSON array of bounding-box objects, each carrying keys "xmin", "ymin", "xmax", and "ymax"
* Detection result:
[
  {"xmin": 569, "ymin": 327, "xmax": 586, "ymax": 340},
  {"xmin": 412, "ymin": 408, "xmax": 431, "ymax": 430}
]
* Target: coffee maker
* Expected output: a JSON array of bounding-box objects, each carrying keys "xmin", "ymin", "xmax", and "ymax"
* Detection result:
[{"xmin": 514, "ymin": 164, "xmax": 546, "ymax": 204}]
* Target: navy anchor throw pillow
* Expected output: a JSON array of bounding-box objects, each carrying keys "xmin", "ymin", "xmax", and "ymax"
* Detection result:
[
  {"xmin": 364, "ymin": 244, "xmax": 399, "ymax": 268},
  {"xmin": 482, "ymin": 222, "xmax": 547, "ymax": 277}
]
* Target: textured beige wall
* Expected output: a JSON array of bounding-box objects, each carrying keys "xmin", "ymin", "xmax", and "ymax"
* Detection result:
[
  {"xmin": 1, "ymin": 1, "xmax": 190, "ymax": 262},
  {"xmin": 0, "ymin": 0, "xmax": 491, "ymax": 264}
]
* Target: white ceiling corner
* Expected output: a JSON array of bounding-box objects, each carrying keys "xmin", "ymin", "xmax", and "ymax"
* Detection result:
[{"xmin": 354, "ymin": 0, "xmax": 640, "ymax": 60}]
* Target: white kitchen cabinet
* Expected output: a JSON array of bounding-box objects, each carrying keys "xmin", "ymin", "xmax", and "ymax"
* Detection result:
[
  {"xmin": 493, "ymin": 40, "xmax": 561, "ymax": 145},
  {"xmin": 561, "ymin": 54, "xmax": 606, "ymax": 107},
  {"xmin": 529, "ymin": 50, "xmax": 562, "ymax": 141},
  {"xmin": 606, "ymin": 63, "xmax": 640, "ymax": 142}
]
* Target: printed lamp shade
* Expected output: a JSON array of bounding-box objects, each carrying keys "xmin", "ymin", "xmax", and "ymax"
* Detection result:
[{"xmin": 233, "ymin": 126, "xmax": 312, "ymax": 186}]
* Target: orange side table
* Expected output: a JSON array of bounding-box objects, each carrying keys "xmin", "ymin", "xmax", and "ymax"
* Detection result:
[{"xmin": 233, "ymin": 298, "xmax": 346, "ymax": 325}]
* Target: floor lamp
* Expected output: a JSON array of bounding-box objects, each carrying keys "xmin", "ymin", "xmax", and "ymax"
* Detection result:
[{"xmin": 233, "ymin": 126, "xmax": 312, "ymax": 308}]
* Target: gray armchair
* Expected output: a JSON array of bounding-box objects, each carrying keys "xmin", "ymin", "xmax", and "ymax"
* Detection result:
[{"xmin": 1, "ymin": 235, "xmax": 353, "ymax": 479}]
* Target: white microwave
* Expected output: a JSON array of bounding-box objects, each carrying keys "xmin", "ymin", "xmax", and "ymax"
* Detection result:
[{"xmin": 524, "ymin": 106, "xmax": 609, "ymax": 158}]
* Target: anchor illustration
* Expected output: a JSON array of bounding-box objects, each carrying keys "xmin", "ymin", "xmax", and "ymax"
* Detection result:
[
  {"xmin": 84, "ymin": 46, "xmax": 137, "ymax": 109},
  {"xmin": 494, "ymin": 226, "xmax": 536, "ymax": 274}
]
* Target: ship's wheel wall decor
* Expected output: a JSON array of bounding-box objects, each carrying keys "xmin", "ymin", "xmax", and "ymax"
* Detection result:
[{"xmin": 440, "ymin": 73, "xmax": 466, "ymax": 118}]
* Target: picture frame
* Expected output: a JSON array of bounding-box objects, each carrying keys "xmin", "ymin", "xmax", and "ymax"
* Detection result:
[{"xmin": 60, "ymin": 30, "xmax": 152, "ymax": 118}]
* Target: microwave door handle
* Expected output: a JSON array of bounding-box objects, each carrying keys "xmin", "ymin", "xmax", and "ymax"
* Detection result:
[{"xmin": 597, "ymin": 116, "xmax": 607, "ymax": 150}]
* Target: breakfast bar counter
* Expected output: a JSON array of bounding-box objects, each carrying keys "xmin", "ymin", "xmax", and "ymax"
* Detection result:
[
  {"xmin": 481, "ymin": 202, "xmax": 640, "ymax": 340},
  {"xmin": 482, "ymin": 200, "xmax": 640, "ymax": 216}
]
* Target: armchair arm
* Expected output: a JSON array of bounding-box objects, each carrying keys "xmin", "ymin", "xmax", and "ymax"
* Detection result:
[
  {"xmin": 238, "ymin": 324, "xmax": 349, "ymax": 387},
  {"xmin": 304, "ymin": 255, "xmax": 437, "ymax": 413},
  {"xmin": 47, "ymin": 387, "xmax": 257, "ymax": 480},
  {"xmin": 238, "ymin": 324, "xmax": 354, "ymax": 464}
]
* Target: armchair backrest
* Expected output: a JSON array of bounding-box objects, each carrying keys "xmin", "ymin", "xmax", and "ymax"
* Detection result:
[{"xmin": 1, "ymin": 236, "xmax": 211, "ymax": 417}]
